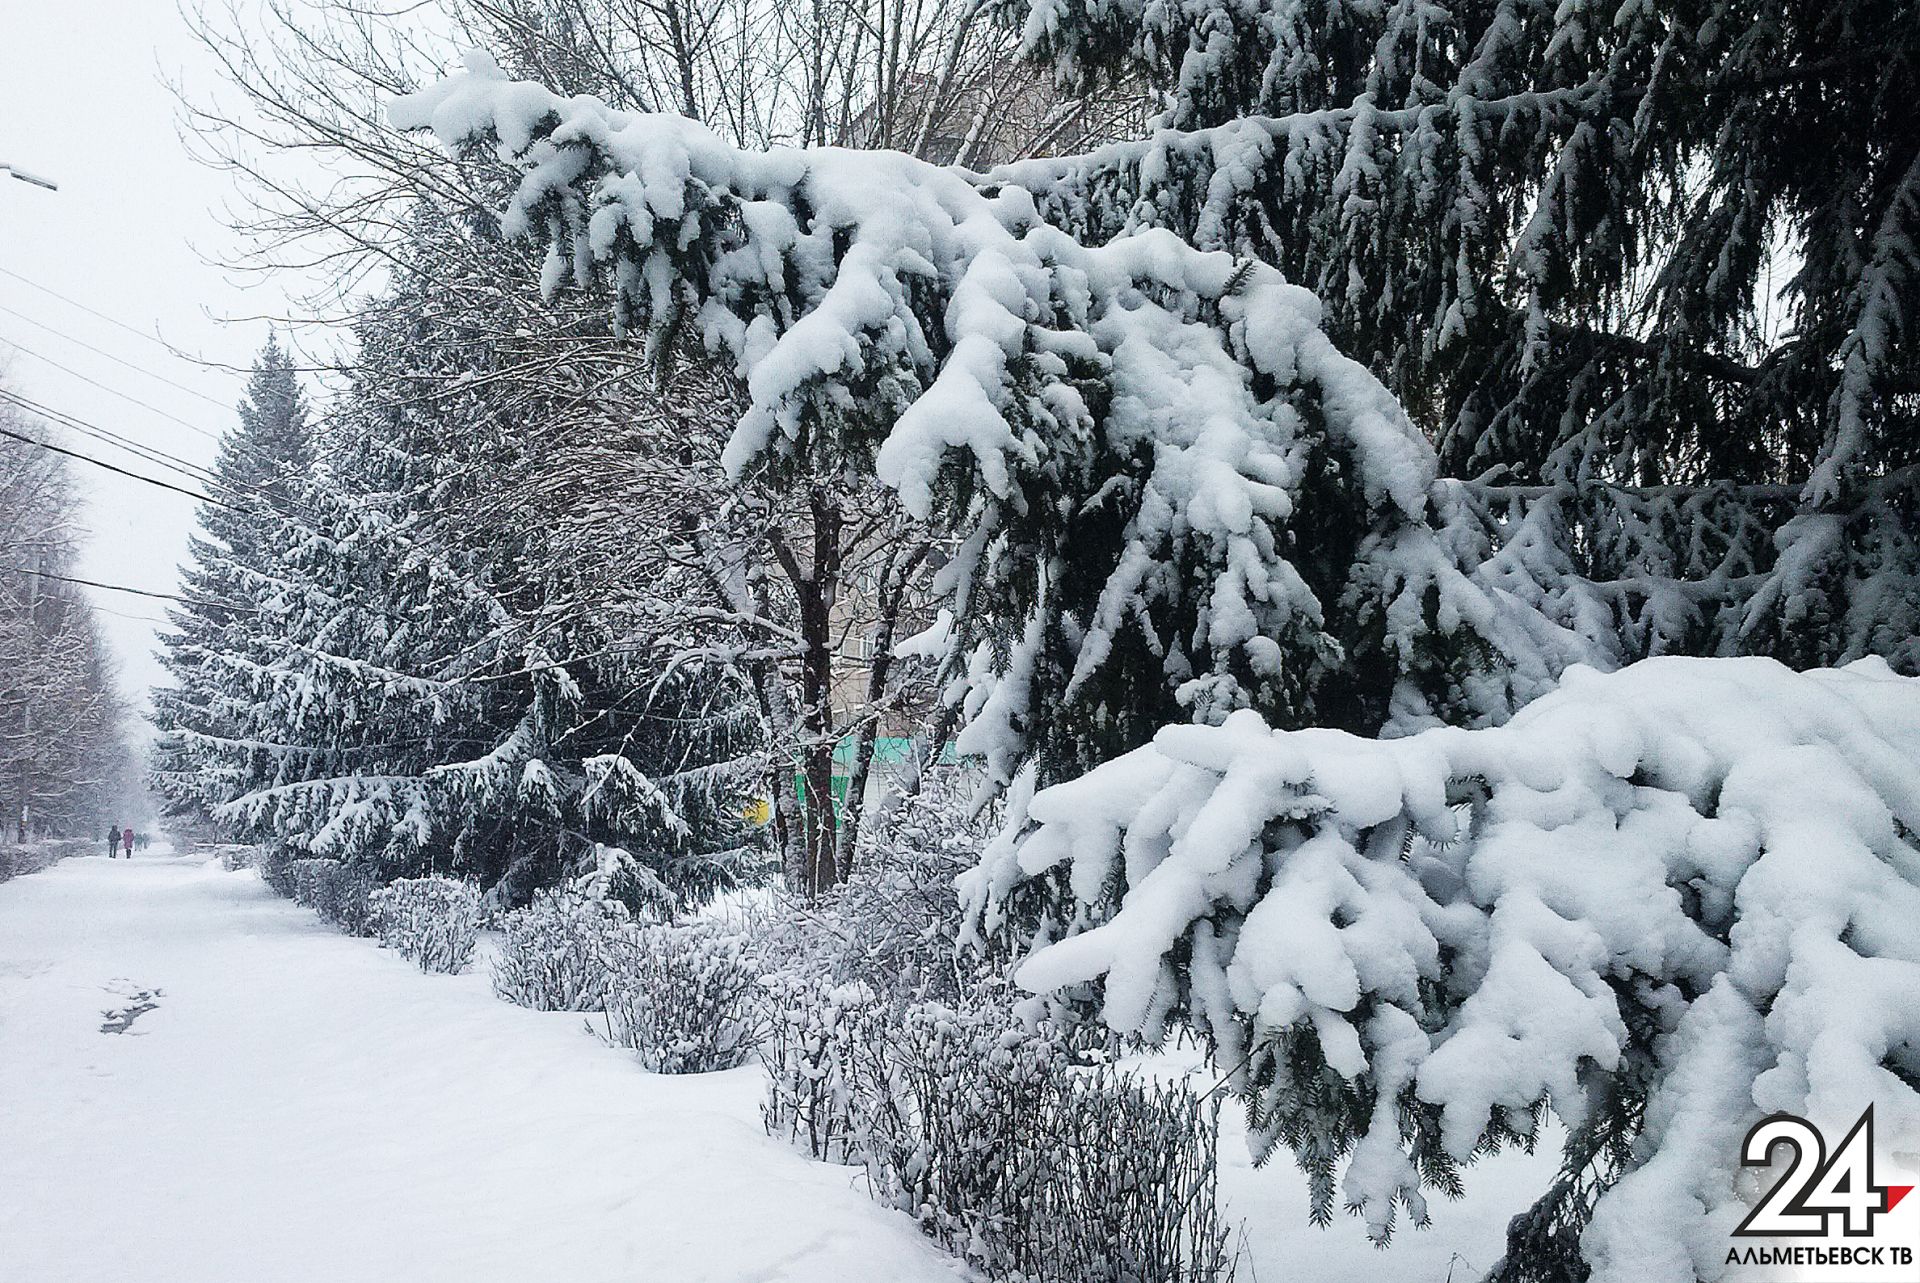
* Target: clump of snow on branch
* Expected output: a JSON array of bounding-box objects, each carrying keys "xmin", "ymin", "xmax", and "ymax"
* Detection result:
[{"xmin": 963, "ymin": 655, "xmax": 1920, "ymax": 1282}]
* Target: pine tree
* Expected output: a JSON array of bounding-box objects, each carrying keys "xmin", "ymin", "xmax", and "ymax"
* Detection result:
[
  {"xmin": 324, "ymin": 210, "xmax": 774, "ymax": 905},
  {"xmin": 150, "ymin": 337, "xmax": 315, "ymax": 830},
  {"xmin": 989, "ymin": 0, "xmax": 1919, "ymax": 671},
  {"xmin": 158, "ymin": 223, "xmax": 771, "ymax": 908}
]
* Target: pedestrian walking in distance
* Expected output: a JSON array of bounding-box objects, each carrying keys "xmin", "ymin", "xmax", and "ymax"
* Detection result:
[
  {"xmin": 121, "ymin": 826, "xmax": 135, "ymax": 859},
  {"xmin": 107, "ymin": 823, "xmax": 121, "ymax": 859}
]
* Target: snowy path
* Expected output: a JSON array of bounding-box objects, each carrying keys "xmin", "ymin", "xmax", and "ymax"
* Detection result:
[{"xmin": 0, "ymin": 853, "xmax": 967, "ymax": 1283}]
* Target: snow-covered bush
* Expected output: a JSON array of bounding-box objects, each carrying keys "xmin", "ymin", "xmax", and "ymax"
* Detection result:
[
  {"xmin": 369, "ymin": 875, "xmax": 483, "ymax": 974},
  {"xmin": 751, "ymin": 775, "xmax": 992, "ymax": 1008},
  {"xmin": 288, "ymin": 858, "xmax": 376, "ymax": 935},
  {"xmin": 763, "ymin": 985, "xmax": 1231, "ymax": 1282},
  {"xmin": 490, "ymin": 890, "xmax": 633, "ymax": 1011},
  {"xmin": 761, "ymin": 976, "xmax": 893, "ymax": 1164},
  {"xmin": 603, "ymin": 923, "xmax": 762, "ymax": 1073},
  {"xmin": 965, "ymin": 655, "xmax": 1920, "ymax": 1283},
  {"xmin": 255, "ymin": 845, "xmax": 299, "ymax": 897}
]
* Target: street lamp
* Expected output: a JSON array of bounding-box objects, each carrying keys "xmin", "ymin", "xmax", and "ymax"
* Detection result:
[{"xmin": 0, "ymin": 164, "xmax": 57, "ymax": 191}]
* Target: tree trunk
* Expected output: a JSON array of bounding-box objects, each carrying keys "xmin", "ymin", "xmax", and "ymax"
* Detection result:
[{"xmin": 771, "ymin": 489, "xmax": 846, "ymax": 896}]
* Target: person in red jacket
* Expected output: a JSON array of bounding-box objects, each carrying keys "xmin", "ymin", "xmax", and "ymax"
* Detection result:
[{"xmin": 121, "ymin": 826, "xmax": 135, "ymax": 859}]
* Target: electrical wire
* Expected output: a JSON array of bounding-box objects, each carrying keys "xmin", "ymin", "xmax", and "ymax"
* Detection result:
[
  {"xmin": 0, "ymin": 562, "xmax": 253, "ymax": 610},
  {"xmin": 1, "ymin": 385, "xmax": 236, "ymax": 491},
  {"xmin": 0, "ymin": 388, "xmax": 319, "ymax": 524},
  {"xmin": 0, "ymin": 301, "xmax": 237, "ymax": 411},
  {"xmin": 0, "ymin": 295, "xmax": 339, "ymax": 484},
  {"xmin": 90, "ymin": 603, "xmax": 172, "ymax": 625},
  {"xmin": 4, "ymin": 337, "xmax": 227, "ymax": 445},
  {"xmin": 0, "ymin": 421, "xmax": 229, "ymax": 509},
  {"xmin": 0, "ymin": 265, "xmax": 244, "ymax": 387}
]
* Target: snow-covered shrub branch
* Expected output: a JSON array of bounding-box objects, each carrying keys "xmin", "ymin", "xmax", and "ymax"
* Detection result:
[
  {"xmin": 289, "ymin": 858, "xmax": 377, "ymax": 935},
  {"xmin": 0, "ymin": 838, "xmax": 94, "ymax": 884},
  {"xmin": 749, "ymin": 771, "xmax": 997, "ymax": 1007},
  {"xmin": 490, "ymin": 890, "xmax": 634, "ymax": 1011},
  {"xmin": 603, "ymin": 923, "xmax": 763, "ymax": 1073},
  {"xmin": 963, "ymin": 655, "xmax": 1920, "ymax": 1282},
  {"xmin": 762, "ymin": 985, "xmax": 1233, "ymax": 1282},
  {"xmin": 370, "ymin": 876, "xmax": 483, "ymax": 974}
]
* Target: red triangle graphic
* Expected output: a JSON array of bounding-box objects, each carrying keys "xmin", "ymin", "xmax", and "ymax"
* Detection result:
[{"xmin": 1887, "ymin": 1185, "xmax": 1913, "ymax": 1212}]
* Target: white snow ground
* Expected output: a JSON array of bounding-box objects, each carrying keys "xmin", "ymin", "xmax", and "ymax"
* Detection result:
[
  {"xmin": 0, "ymin": 851, "xmax": 1557, "ymax": 1282},
  {"xmin": 0, "ymin": 852, "xmax": 965, "ymax": 1283}
]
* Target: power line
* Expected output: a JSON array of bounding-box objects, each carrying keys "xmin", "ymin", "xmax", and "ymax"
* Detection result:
[
  {"xmin": 0, "ymin": 420, "xmax": 230, "ymax": 510},
  {"xmin": 4, "ymin": 337, "xmax": 226, "ymax": 445},
  {"xmin": 91, "ymin": 603, "xmax": 171, "ymax": 625},
  {"xmin": 0, "ymin": 388, "xmax": 307, "ymax": 520},
  {"xmin": 0, "ymin": 563, "xmax": 217, "ymax": 605},
  {"xmin": 2, "ymin": 377, "xmax": 514, "ymax": 594},
  {"xmin": 1, "ymin": 385, "xmax": 235, "ymax": 491},
  {"xmin": 0, "ymin": 301, "xmax": 237, "ymax": 411},
  {"xmin": 0, "ymin": 291, "xmax": 322, "ymax": 482},
  {"xmin": 0, "ymin": 265, "xmax": 244, "ymax": 386},
  {"xmin": 39, "ymin": 413, "xmax": 225, "ymax": 490}
]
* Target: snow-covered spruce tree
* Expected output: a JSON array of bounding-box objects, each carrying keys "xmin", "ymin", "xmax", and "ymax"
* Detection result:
[
  {"xmin": 985, "ymin": 0, "xmax": 1919, "ymax": 673},
  {"xmin": 961, "ymin": 656, "xmax": 1920, "ymax": 1283},
  {"xmin": 391, "ymin": 62, "xmax": 1588, "ymax": 804},
  {"xmin": 345, "ymin": 208, "xmax": 774, "ymax": 906},
  {"xmin": 151, "ymin": 336, "xmax": 316, "ymax": 828},
  {"xmin": 997, "ymin": 0, "xmax": 1919, "ymax": 485},
  {"xmin": 164, "ymin": 214, "xmax": 770, "ymax": 908}
]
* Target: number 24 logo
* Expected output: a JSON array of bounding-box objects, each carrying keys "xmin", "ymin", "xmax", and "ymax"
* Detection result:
[{"xmin": 1735, "ymin": 1107, "xmax": 1913, "ymax": 1239}]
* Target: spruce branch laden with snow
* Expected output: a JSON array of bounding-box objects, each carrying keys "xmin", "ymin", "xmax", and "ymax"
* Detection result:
[
  {"xmin": 991, "ymin": 0, "xmax": 1920, "ymax": 500},
  {"xmin": 392, "ymin": 59, "xmax": 1584, "ymax": 795},
  {"xmin": 963, "ymin": 655, "xmax": 1920, "ymax": 1283}
]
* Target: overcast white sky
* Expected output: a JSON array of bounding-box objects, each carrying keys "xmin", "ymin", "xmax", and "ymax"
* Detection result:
[{"xmin": 0, "ymin": 4, "xmax": 327, "ymax": 731}]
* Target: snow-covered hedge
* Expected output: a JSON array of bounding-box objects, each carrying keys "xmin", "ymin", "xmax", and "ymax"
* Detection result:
[
  {"xmin": 603, "ymin": 923, "xmax": 762, "ymax": 1073},
  {"xmin": 964, "ymin": 655, "xmax": 1920, "ymax": 1282},
  {"xmin": 0, "ymin": 838, "xmax": 91, "ymax": 883},
  {"xmin": 289, "ymin": 858, "xmax": 376, "ymax": 936},
  {"xmin": 256, "ymin": 846, "xmax": 299, "ymax": 897},
  {"xmin": 491, "ymin": 890, "xmax": 634, "ymax": 1011},
  {"xmin": 763, "ymin": 983, "xmax": 1231, "ymax": 1282},
  {"xmin": 370, "ymin": 876, "xmax": 483, "ymax": 974}
]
